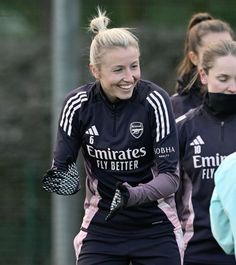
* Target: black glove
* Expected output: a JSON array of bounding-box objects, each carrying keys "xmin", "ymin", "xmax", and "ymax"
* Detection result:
[
  {"xmin": 42, "ymin": 158, "xmax": 80, "ymax": 195},
  {"xmin": 105, "ymin": 182, "xmax": 129, "ymax": 221}
]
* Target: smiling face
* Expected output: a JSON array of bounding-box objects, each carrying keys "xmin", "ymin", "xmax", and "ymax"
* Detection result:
[
  {"xmin": 200, "ymin": 54, "xmax": 236, "ymax": 94},
  {"xmin": 90, "ymin": 46, "xmax": 141, "ymax": 102}
]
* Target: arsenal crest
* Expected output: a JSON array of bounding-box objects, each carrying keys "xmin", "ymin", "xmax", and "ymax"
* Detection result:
[{"xmin": 130, "ymin": 122, "xmax": 144, "ymax": 139}]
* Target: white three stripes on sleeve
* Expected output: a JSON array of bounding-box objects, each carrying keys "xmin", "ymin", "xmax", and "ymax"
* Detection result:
[
  {"xmin": 146, "ymin": 91, "xmax": 170, "ymax": 142},
  {"xmin": 60, "ymin": 91, "xmax": 88, "ymax": 136}
]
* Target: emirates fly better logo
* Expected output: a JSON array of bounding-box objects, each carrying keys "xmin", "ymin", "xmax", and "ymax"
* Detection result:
[{"xmin": 130, "ymin": 122, "xmax": 144, "ymax": 139}]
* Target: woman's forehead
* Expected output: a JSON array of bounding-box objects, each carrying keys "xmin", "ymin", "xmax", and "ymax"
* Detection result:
[
  {"xmin": 101, "ymin": 46, "xmax": 140, "ymax": 66},
  {"xmin": 201, "ymin": 32, "xmax": 232, "ymax": 49},
  {"xmin": 211, "ymin": 55, "xmax": 236, "ymax": 72}
]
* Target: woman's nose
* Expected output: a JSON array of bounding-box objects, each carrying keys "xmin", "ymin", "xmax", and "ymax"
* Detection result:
[
  {"xmin": 227, "ymin": 80, "xmax": 236, "ymax": 93},
  {"xmin": 123, "ymin": 69, "xmax": 134, "ymax": 82}
]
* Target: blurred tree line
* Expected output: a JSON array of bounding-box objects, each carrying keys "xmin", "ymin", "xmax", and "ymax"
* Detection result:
[
  {"xmin": 1, "ymin": 0, "xmax": 236, "ymax": 33},
  {"xmin": 1, "ymin": 1, "xmax": 236, "ymax": 264}
]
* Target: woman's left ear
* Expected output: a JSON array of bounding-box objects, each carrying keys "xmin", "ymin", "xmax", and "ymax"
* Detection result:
[{"xmin": 199, "ymin": 69, "xmax": 208, "ymax": 85}]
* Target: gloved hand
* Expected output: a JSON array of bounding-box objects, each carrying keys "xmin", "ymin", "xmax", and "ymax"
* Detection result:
[
  {"xmin": 42, "ymin": 158, "xmax": 80, "ymax": 195},
  {"xmin": 105, "ymin": 182, "xmax": 129, "ymax": 221}
]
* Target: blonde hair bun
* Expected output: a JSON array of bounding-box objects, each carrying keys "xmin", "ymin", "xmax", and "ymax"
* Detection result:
[{"xmin": 89, "ymin": 8, "xmax": 110, "ymax": 34}]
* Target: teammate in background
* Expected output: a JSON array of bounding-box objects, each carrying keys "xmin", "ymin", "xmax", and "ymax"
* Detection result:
[
  {"xmin": 42, "ymin": 7, "xmax": 183, "ymax": 265},
  {"xmin": 176, "ymin": 40, "xmax": 236, "ymax": 265},
  {"xmin": 171, "ymin": 12, "xmax": 234, "ymax": 118},
  {"xmin": 210, "ymin": 151, "xmax": 236, "ymax": 260}
]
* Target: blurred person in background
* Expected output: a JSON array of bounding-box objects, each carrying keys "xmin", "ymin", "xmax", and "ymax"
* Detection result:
[
  {"xmin": 210, "ymin": 151, "xmax": 236, "ymax": 260},
  {"xmin": 171, "ymin": 12, "xmax": 235, "ymax": 118},
  {"xmin": 42, "ymin": 7, "xmax": 183, "ymax": 265},
  {"xmin": 176, "ymin": 39, "xmax": 236, "ymax": 265}
]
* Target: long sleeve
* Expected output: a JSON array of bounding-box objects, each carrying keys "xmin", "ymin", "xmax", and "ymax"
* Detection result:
[
  {"xmin": 42, "ymin": 90, "xmax": 88, "ymax": 195},
  {"xmin": 125, "ymin": 88, "xmax": 180, "ymax": 206},
  {"xmin": 210, "ymin": 188, "xmax": 234, "ymax": 255},
  {"xmin": 124, "ymin": 172, "xmax": 179, "ymax": 206},
  {"xmin": 52, "ymin": 90, "xmax": 87, "ymax": 169},
  {"xmin": 210, "ymin": 152, "xmax": 236, "ymax": 257}
]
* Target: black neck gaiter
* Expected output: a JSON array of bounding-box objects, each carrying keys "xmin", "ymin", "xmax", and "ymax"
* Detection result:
[{"xmin": 205, "ymin": 92, "xmax": 236, "ymax": 115}]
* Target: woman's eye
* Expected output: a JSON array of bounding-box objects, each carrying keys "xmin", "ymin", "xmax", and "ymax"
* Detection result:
[
  {"xmin": 218, "ymin": 75, "xmax": 228, "ymax": 82},
  {"xmin": 131, "ymin": 64, "xmax": 138, "ymax": 69},
  {"xmin": 113, "ymin": 68, "xmax": 122, "ymax": 72},
  {"xmin": 219, "ymin": 78, "xmax": 227, "ymax": 82}
]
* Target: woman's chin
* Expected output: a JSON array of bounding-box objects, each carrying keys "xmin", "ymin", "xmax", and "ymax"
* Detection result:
[{"xmin": 118, "ymin": 91, "xmax": 133, "ymax": 100}]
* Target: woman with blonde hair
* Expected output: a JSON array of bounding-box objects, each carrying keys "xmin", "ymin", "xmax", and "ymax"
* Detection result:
[{"xmin": 42, "ymin": 7, "xmax": 182, "ymax": 265}]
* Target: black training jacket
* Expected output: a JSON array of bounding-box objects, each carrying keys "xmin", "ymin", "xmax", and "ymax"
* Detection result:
[
  {"xmin": 176, "ymin": 103, "xmax": 236, "ymax": 264},
  {"xmin": 52, "ymin": 79, "xmax": 181, "ymax": 237}
]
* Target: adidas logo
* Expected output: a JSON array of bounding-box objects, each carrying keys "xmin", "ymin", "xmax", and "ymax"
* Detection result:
[
  {"xmin": 85, "ymin": 125, "xmax": 99, "ymax": 136},
  {"xmin": 190, "ymin": 135, "xmax": 205, "ymax": 146}
]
